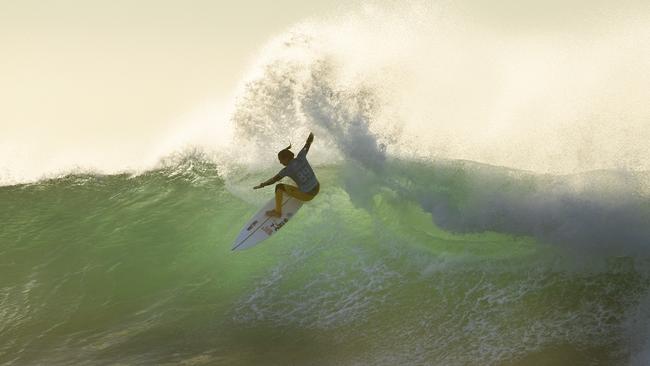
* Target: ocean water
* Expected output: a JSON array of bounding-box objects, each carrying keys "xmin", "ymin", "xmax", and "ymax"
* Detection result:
[
  {"xmin": 2, "ymin": 3, "xmax": 650, "ymax": 365},
  {"xmin": 2, "ymin": 158, "xmax": 649, "ymax": 365}
]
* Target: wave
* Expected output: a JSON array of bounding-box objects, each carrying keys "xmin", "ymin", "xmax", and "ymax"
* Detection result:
[
  {"xmin": 2, "ymin": 158, "xmax": 648, "ymax": 365},
  {"xmin": 369, "ymin": 160, "xmax": 650, "ymax": 258}
]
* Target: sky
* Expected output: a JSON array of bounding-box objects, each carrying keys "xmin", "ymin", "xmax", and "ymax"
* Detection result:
[
  {"xmin": 0, "ymin": 0, "xmax": 347, "ymax": 180},
  {"xmin": 1, "ymin": 0, "xmax": 648, "ymax": 182}
]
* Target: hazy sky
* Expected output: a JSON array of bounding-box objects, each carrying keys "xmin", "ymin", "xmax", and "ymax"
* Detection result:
[
  {"xmin": 1, "ymin": 1, "xmax": 348, "ymax": 132},
  {"xmin": 1, "ymin": 0, "xmax": 648, "ymax": 181}
]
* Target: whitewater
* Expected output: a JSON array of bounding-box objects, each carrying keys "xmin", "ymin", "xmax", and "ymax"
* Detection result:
[{"xmin": 2, "ymin": 3, "xmax": 650, "ymax": 365}]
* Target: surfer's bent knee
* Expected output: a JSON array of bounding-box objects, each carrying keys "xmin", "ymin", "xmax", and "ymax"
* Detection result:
[{"xmin": 275, "ymin": 184, "xmax": 285, "ymax": 192}]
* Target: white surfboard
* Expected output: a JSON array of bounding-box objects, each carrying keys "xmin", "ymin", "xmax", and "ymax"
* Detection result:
[{"xmin": 232, "ymin": 197, "xmax": 303, "ymax": 251}]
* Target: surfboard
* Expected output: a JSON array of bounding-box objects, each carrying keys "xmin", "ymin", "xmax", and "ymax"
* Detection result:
[{"xmin": 232, "ymin": 197, "xmax": 303, "ymax": 251}]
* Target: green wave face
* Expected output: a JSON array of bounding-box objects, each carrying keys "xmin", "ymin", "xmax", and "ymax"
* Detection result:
[{"xmin": 1, "ymin": 159, "xmax": 649, "ymax": 365}]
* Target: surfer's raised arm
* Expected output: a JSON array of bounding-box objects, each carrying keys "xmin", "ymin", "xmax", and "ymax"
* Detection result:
[
  {"xmin": 301, "ymin": 132, "xmax": 314, "ymax": 154},
  {"xmin": 253, "ymin": 174, "xmax": 282, "ymax": 190}
]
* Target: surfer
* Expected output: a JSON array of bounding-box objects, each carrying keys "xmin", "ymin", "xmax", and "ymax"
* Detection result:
[{"xmin": 253, "ymin": 132, "xmax": 320, "ymax": 217}]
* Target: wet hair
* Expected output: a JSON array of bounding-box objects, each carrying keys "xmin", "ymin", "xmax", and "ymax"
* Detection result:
[{"xmin": 277, "ymin": 144, "xmax": 294, "ymax": 161}]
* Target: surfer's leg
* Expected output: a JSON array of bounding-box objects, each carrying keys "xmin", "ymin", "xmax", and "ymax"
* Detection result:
[
  {"xmin": 282, "ymin": 184, "xmax": 316, "ymax": 202},
  {"xmin": 266, "ymin": 184, "xmax": 316, "ymax": 217},
  {"xmin": 265, "ymin": 184, "xmax": 284, "ymax": 218},
  {"xmin": 274, "ymin": 184, "xmax": 284, "ymax": 214}
]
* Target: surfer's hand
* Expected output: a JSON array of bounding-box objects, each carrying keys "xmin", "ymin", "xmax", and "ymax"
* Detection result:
[
  {"xmin": 253, "ymin": 183, "xmax": 264, "ymax": 189},
  {"xmin": 307, "ymin": 132, "xmax": 314, "ymax": 143}
]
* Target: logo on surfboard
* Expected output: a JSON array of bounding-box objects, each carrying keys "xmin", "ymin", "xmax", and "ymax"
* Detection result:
[{"xmin": 261, "ymin": 218, "xmax": 289, "ymax": 236}]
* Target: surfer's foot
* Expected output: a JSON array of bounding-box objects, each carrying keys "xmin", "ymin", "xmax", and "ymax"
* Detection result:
[{"xmin": 265, "ymin": 210, "xmax": 281, "ymax": 218}]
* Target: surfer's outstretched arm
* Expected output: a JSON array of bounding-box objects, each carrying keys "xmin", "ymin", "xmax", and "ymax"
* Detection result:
[
  {"xmin": 253, "ymin": 174, "xmax": 282, "ymax": 190},
  {"xmin": 302, "ymin": 132, "xmax": 314, "ymax": 154}
]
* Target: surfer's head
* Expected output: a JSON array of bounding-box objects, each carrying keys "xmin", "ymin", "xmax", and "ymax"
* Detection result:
[{"xmin": 277, "ymin": 144, "xmax": 294, "ymax": 166}]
